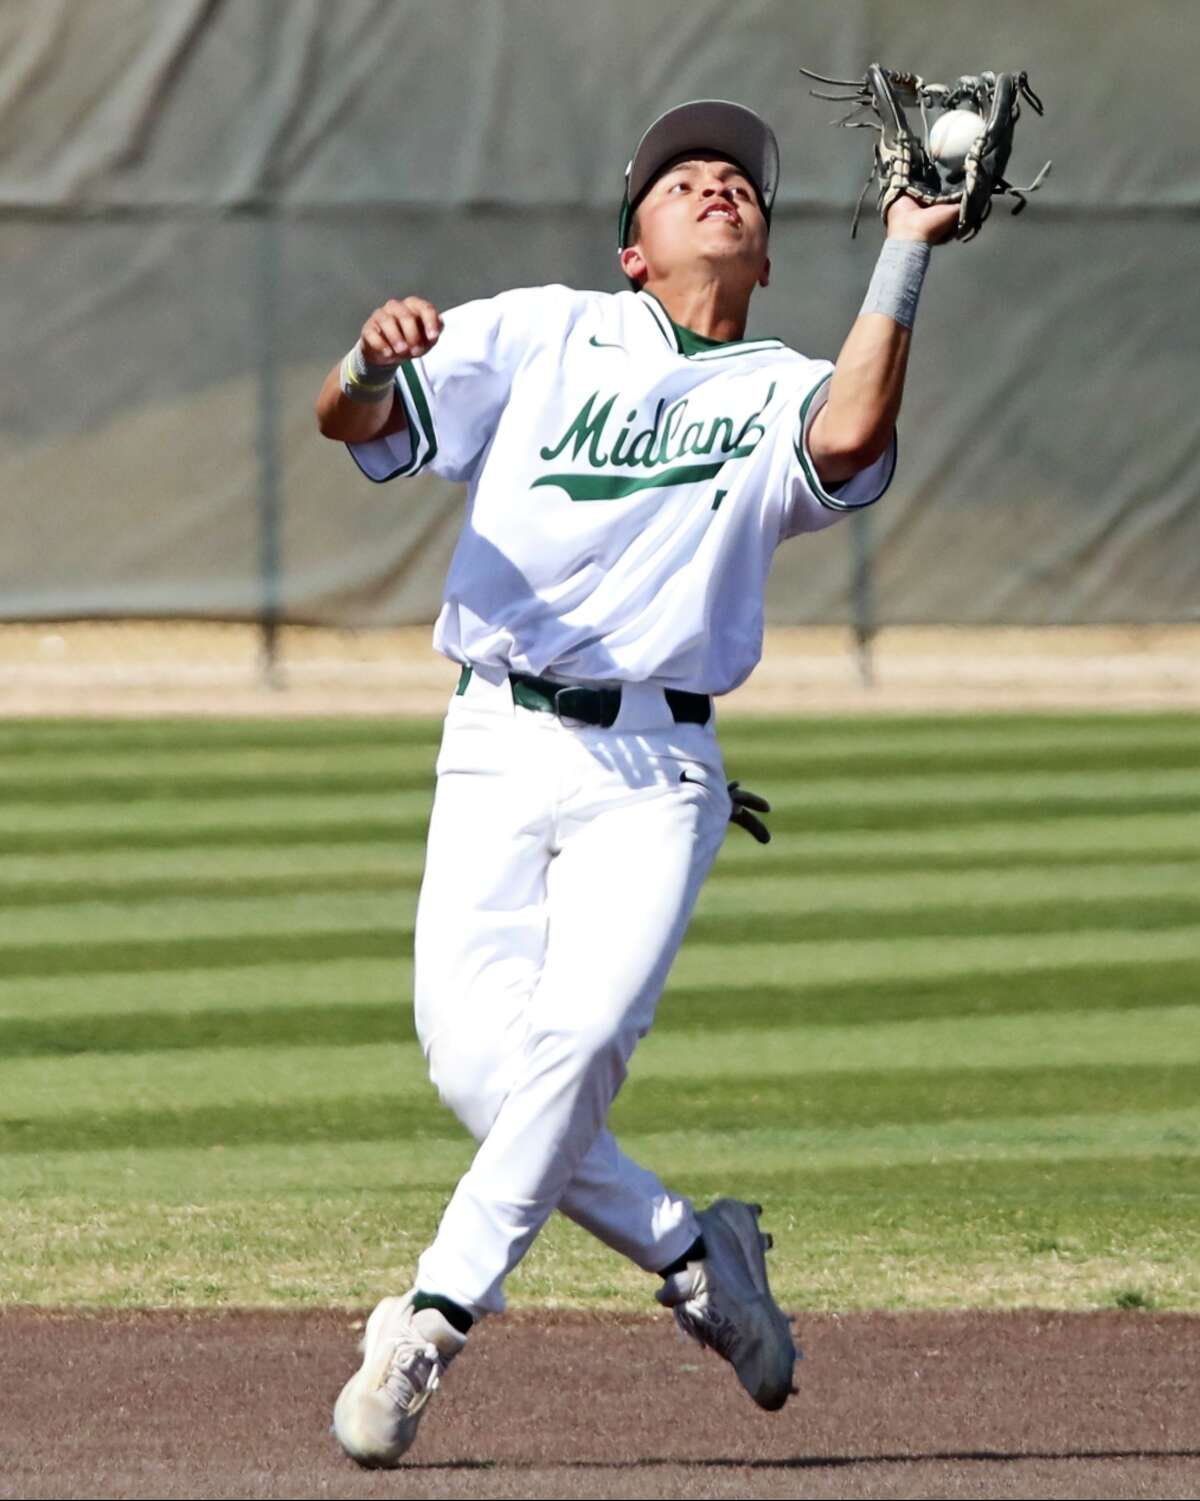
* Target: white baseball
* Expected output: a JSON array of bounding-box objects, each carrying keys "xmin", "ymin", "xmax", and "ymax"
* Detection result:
[{"xmin": 929, "ymin": 109, "xmax": 984, "ymax": 174}]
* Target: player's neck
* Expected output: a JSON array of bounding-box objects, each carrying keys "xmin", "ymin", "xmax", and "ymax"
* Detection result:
[{"xmin": 641, "ymin": 276, "xmax": 753, "ymax": 344}]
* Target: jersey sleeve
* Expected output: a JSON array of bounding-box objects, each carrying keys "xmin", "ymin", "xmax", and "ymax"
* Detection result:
[
  {"xmin": 347, "ymin": 289, "xmax": 545, "ymax": 486},
  {"xmin": 779, "ymin": 367, "xmax": 898, "ymax": 539}
]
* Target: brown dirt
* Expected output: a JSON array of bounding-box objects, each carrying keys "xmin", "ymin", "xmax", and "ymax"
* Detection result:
[
  {"xmin": 2, "ymin": 1309, "xmax": 1197, "ymax": 1500},
  {"xmin": 3, "ymin": 623, "xmax": 1200, "ymax": 715}
]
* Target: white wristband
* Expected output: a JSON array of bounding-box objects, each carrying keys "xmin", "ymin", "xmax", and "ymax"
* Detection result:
[
  {"xmin": 859, "ymin": 240, "xmax": 931, "ymax": 329},
  {"xmin": 339, "ymin": 344, "xmax": 400, "ymax": 403}
]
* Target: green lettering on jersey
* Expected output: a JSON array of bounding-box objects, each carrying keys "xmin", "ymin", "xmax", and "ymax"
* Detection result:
[
  {"xmin": 692, "ymin": 415, "xmax": 735, "ymax": 456},
  {"xmin": 732, "ymin": 381, "xmax": 776, "ymax": 450},
  {"xmin": 538, "ymin": 391, "xmax": 617, "ymax": 467},
  {"xmin": 654, "ymin": 398, "xmax": 689, "ymax": 466},
  {"xmin": 626, "ymin": 399, "xmax": 666, "ymax": 467},
  {"xmin": 537, "ymin": 380, "xmax": 777, "ymax": 501},
  {"xmin": 532, "ymin": 461, "xmax": 727, "ymax": 502}
]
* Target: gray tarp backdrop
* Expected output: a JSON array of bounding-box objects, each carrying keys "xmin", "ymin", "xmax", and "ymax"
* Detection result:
[{"xmin": 3, "ymin": 0, "xmax": 1198, "ymax": 627}]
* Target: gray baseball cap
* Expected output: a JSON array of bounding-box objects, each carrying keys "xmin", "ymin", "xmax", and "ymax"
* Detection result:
[{"xmin": 618, "ymin": 99, "xmax": 781, "ymax": 248}]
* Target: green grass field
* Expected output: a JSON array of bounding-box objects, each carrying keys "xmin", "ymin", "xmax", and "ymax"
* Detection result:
[{"xmin": 2, "ymin": 712, "xmax": 1198, "ymax": 1312}]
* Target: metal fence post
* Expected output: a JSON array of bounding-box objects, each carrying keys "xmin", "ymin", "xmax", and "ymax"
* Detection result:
[{"xmin": 850, "ymin": 507, "xmax": 876, "ymax": 688}]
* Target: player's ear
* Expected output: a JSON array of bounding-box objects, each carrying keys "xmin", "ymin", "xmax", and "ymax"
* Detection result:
[
  {"xmin": 619, "ymin": 244, "xmax": 647, "ymax": 286},
  {"xmin": 758, "ymin": 255, "xmax": 771, "ymax": 289}
]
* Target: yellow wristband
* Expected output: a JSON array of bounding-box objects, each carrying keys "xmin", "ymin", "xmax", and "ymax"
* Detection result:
[{"xmin": 339, "ymin": 347, "xmax": 398, "ymax": 403}]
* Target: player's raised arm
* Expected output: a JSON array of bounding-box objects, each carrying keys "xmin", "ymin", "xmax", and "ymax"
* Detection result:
[
  {"xmin": 315, "ymin": 296, "xmax": 443, "ymax": 443},
  {"xmin": 807, "ymin": 195, "xmax": 958, "ymax": 486}
]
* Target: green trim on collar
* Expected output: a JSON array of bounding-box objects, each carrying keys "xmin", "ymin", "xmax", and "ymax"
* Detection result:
[
  {"xmin": 674, "ymin": 322, "xmax": 725, "ymax": 356},
  {"xmin": 640, "ymin": 291, "xmax": 681, "ymax": 351},
  {"xmin": 637, "ymin": 291, "xmax": 784, "ymax": 360}
]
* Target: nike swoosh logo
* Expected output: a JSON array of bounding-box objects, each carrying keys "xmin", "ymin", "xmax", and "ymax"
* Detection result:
[
  {"xmin": 588, "ymin": 336, "xmax": 624, "ymax": 349},
  {"xmin": 680, "ymin": 770, "xmax": 703, "ymax": 785}
]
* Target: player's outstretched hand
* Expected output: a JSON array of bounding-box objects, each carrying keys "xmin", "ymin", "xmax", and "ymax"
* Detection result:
[
  {"xmin": 728, "ymin": 780, "xmax": 772, "ymax": 845},
  {"xmin": 361, "ymin": 297, "xmax": 443, "ymax": 363},
  {"xmin": 884, "ymin": 194, "xmax": 960, "ymax": 245}
]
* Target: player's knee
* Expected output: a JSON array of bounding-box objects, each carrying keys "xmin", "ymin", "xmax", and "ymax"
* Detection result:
[
  {"xmin": 426, "ymin": 1037, "xmax": 507, "ymax": 1141},
  {"xmin": 539, "ymin": 1014, "xmax": 635, "ymax": 1086}
]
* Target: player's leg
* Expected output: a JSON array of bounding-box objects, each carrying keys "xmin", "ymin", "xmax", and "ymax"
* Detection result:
[
  {"xmin": 409, "ymin": 697, "xmax": 554, "ymax": 1145},
  {"xmin": 556, "ymin": 1124, "xmax": 701, "ymax": 1272},
  {"xmin": 336, "ymin": 687, "xmax": 708, "ymax": 1467},
  {"xmin": 411, "ymin": 683, "xmax": 718, "ymax": 1282},
  {"xmin": 414, "ymin": 726, "xmax": 730, "ymax": 1313},
  {"xmin": 335, "ymin": 685, "xmax": 555, "ymax": 1468},
  {"xmin": 416, "ymin": 713, "xmax": 796, "ymax": 1414}
]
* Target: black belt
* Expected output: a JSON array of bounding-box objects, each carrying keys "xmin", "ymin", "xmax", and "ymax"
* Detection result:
[{"xmin": 456, "ymin": 665, "xmax": 710, "ymax": 729}]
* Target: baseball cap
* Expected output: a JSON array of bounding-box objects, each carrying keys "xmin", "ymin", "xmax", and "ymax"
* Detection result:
[{"xmin": 618, "ymin": 99, "xmax": 781, "ymax": 248}]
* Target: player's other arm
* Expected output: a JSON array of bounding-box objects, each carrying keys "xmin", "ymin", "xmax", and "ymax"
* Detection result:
[
  {"xmin": 315, "ymin": 297, "xmax": 443, "ymax": 443},
  {"xmin": 807, "ymin": 197, "xmax": 958, "ymax": 486}
]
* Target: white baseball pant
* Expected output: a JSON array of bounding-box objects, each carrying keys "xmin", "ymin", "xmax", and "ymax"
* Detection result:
[{"xmin": 412, "ymin": 666, "xmax": 731, "ymax": 1317}]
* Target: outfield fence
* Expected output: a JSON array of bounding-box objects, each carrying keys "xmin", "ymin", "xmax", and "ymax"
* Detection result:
[{"xmin": 4, "ymin": 0, "xmax": 1199, "ymax": 663}]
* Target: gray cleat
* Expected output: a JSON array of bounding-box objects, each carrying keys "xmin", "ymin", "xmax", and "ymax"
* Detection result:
[{"xmin": 657, "ymin": 1199, "xmax": 797, "ymax": 1411}]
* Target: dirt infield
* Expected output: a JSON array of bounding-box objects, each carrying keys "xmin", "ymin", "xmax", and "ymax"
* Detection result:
[
  {"xmin": 4, "ymin": 622, "xmax": 1200, "ymax": 714},
  {"xmin": 3, "ymin": 1310, "xmax": 1197, "ymax": 1500}
]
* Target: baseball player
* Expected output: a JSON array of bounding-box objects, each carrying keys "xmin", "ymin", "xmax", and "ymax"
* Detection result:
[{"xmin": 315, "ymin": 99, "xmax": 958, "ymax": 1467}]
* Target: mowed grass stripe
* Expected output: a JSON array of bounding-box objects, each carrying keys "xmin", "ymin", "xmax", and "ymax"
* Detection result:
[
  {"xmin": 715, "ymin": 711, "xmax": 1200, "ymax": 746},
  {"xmin": 1, "ymin": 888, "xmax": 414, "ymax": 947},
  {"xmin": 7, "ymin": 888, "xmax": 416, "ymax": 945},
  {"xmin": 696, "ymin": 862, "xmax": 1200, "ymax": 915},
  {"xmin": 3, "ymin": 1006, "xmax": 1192, "ymax": 1120},
  {"xmin": 0, "ymin": 928, "xmax": 406, "ymax": 978},
  {"xmin": 725, "ymin": 741, "xmax": 1200, "ymax": 780},
  {"xmin": 0, "ymin": 718, "xmax": 442, "ymax": 757},
  {"xmin": 687, "ymin": 895, "xmax": 1200, "ymax": 943},
  {"xmin": 5, "ymin": 855, "xmax": 1197, "ymax": 915},
  {"xmin": 4, "ymin": 811, "xmax": 1198, "ymax": 889},
  {"xmin": 0, "ymin": 841, "xmax": 425, "ymax": 889},
  {"xmin": 1, "ymin": 816, "xmax": 433, "ymax": 857},
  {"xmin": 6, "ymin": 927, "xmax": 1198, "ymax": 1021},
  {"xmin": 4, "ymin": 788, "xmax": 432, "ymax": 837},
  {"xmin": 11, "ymin": 1114, "xmax": 1198, "ymax": 1203},
  {"xmin": 0, "ymin": 870, "xmax": 423, "ymax": 910},
  {"xmin": 2, "ymin": 710, "xmax": 1192, "ymax": 757},
  {"xmin": 8, "ymin": 896, "xmax": 1200, "ymax": 976},
  {"xmin": 0, "ymin": 742, "xmax": 436, "ymax": 786},
  {"xmin": 1, "ymin": 768, "xmax": 438, "ymax": 806},
  {"xmin": 10, "ymin": 764, "xmax": 1197, "ymax": 831},
  {"xmin": 632, "ymin": 1114, "xmax": 1200, "ymax": 1181},
  {"xmin": 718, "ymin": 729, "xmax": 1200, "ymax": 770},
  {"xmin": 667, "ymin": 926, "xmax": 1200, "ymax": 991},
  {"xmin": 634, "ymin": 1005, "xmax": 1200, "ymax": 1079},
  {"xmin": 0, "ymin": 957, "xmax": 412, "ymax": 1022},
  {"xmin": 7, "ymin": 734, "xmax": 1200, "ymax": 799},
  {"xmin": 5, "ymin": 957, "xmax": 1195, "ymax": 1059},
  {"xmin": 9, "ymin": 789, "xmax": 1200, "ymax": 859},
  {"xmin": 4, "ymin": 756, "xmax": 1196, "ymax": 839},
  {"xmin": 712, "ymin": 810, "xmax": 1200, "ymax": 868},
  {"xmin": 2, "ymin": 1062, "xmax": 1196, "ymax": 1155},
  {"xmin": 713, "ymin": 846, "xmax": 1200, "ymax": 880},
  {"xmin": 9, "ymin": 860, "xmax": 1200, "ymax": 938}
]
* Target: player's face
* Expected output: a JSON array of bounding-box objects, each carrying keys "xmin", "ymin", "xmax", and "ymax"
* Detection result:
[{"xmin": 623, "ymin": 154, "xmax": 770, "ymax": 291}]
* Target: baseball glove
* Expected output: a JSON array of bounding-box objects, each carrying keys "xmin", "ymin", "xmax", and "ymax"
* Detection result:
[{"xmin": 800, "ymin": 64, "xmax": 1051, "ymax": 241}]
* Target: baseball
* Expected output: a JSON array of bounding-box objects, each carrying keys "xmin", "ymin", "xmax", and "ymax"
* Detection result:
[{"xmin": 929, "ymin": 108, "xmax": 984, "ymax": 174}]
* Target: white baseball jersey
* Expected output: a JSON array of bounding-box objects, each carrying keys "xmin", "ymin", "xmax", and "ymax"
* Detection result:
[{"xmin": 350, "ymin": 285, "xmax": 895, "ymax": 696}]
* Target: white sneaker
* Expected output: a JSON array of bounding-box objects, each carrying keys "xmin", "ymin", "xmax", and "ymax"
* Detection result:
[
  {"xmin": 657, "ymin": 1199, "xmax": 797, "ymax": 1411},
  {"xmin": 332, "ymin": 1293, "xmax": 467, "ymax": 1467}
]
